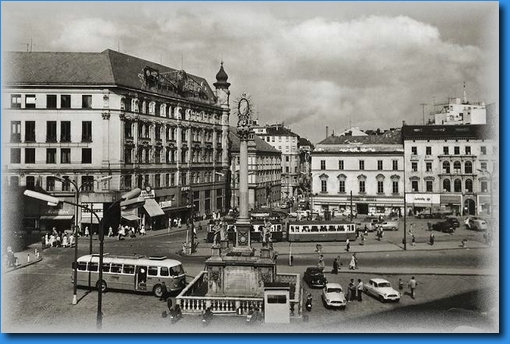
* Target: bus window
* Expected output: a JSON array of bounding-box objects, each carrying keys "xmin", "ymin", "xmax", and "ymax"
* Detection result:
[
  {"xmin": 123, "ymin": 264, "xmax": 135, "ymax": 274},
  {"xmin": 160, "ymin": 267, "xmax": 169, "ymax": 277},
  {"xmin": 111, "ymin": 264, "xmax": 122, "ymax": 273},
  {"xmin": 148, "ymin": 266, "xmax": 158, "ymax": 276},
  {"xmin": 170, "ymin": 265, "xmax": 184, "ymax": 276},
  {"xmin": 89, "ymin": 263, "xmax": 98, "ymax": 272},
  {"xmin": 102, "ymin": 263, "xmax": 110, "ymax": 273},
  {"xmin": 77, "ymin": 262, "xmax": 87, "ymax": 271}
]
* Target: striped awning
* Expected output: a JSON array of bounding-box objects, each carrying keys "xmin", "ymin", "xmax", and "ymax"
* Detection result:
[{"xmin": 40, "ymin": 215, "xmax": 74, "ymax": 221}]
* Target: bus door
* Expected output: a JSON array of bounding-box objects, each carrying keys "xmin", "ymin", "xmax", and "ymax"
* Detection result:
[{"xmin": 136, "ymin": 265, "xmax": 148, "ymax": 291}]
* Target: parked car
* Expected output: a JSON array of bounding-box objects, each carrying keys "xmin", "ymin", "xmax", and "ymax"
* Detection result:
[
  {"xmin": 465, "ymin": 217, "xmax": 488, "ymax": 231},
  {"xmin": 363, "ymin": 278, "xmax": 401, "ymax": 302},
  {"xmin": 303, "ymin": 267, "xmax": 327, "ymax": 288},
  {"xmin": 379, "ymin": 221, "xmax": 399, "ymax": 231},
  {"xmin": 432, "ymin": 221, "xmax": 455, "ymax": 233},
  {"xmin": 321, "ymin": 283, "xmax": 347, "ymax": 309},
  {"xmin": 445, "ymin": 216, "xmax": 460, "ymax": 228}
]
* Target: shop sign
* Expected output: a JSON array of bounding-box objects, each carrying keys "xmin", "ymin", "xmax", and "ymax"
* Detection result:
[
  {"xmin": 406, "ymin": 194, "xmax": 440, "ymax": 204},
  {"xmin": 44, "ymin": 209, "xmax": 72, "ymax": 216},
  {"xmin": 440, "ymin": 195, "xmax": 461, "ymax": 204},
  {"xmin": 141, "ymin": 187, "xmax": 155, "ymax": 199},
  {"xmin": 160, "ymin": 200, "xmax": 173, "ymax": 208}
]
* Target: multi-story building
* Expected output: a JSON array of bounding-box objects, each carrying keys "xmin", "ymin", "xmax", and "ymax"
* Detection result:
[
  {"xmin": 310, "ymin": 129, "xmax": 404, "ymax": 216},
  {"xmin": 3, "ymin": 49, "xmax": 231, "ymax": 233},
  {"xmin": 402, "ymin": 124, "xmax": 497, "ymax": 216},
  {"xmin": 252, "ymin": 122, "xmax": 302, "ymax": 200},
  {"xmin": 228, "ymin": 128, "xmax": 282, "ymax": 210},
  {"xmin": 431, "ymin": 93, "xmax": 487, "ymax": 125}
]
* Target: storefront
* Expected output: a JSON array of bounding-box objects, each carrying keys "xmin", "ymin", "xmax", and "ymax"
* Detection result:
[
  {"xmin": 141, "ymin": 198, "xmax": 166, "ymax": 230},
  {"xmin": 405, "ymin": 194, "xmax": 440, "ymax": 216},
  {"xmin": 79, "ymin": 202, "xmax": 104, "ymax": 235},
  {"xmin": 440, "ymin": 195, "xmax": 462, "ymax": 216},
  {"xmin": 39, "ymin": 206, "xmax": 75, "ymax": 233}
]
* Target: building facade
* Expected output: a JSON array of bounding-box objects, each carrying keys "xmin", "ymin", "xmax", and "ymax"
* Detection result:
[
  {"xmin": 310, "ymin": 129, "xmax": 404, "ymax": 217},
  {"xmin": 228, "ymin": 128, "xmax": 282, "ymax": 210},
  {"xmin": 3, "ymin": 50, "xmax": 231, "ymax": 232}
]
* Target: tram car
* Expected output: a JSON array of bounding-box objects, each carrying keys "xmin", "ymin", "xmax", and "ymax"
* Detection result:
[{"xmin": 287, "ymin": 220, "xmax": 357, "ymax": 242}]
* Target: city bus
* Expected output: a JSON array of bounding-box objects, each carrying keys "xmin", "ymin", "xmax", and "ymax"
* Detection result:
[
  {"xmin": 73, "ymin": 254, "xmax": 186, "ymax": 297},
  {"xmin": 287, "ymin": 220, "xmax": 357, "ymax": 242}
]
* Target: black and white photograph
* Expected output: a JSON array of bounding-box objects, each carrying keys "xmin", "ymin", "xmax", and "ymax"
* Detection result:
[{"xmin": 1, "ymin": 1, "xmax": 499, "ymax": 333}]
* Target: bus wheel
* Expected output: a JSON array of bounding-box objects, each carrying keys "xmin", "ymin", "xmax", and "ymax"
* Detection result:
[
  {"xmin": 96, "ymin": 280, "xmax": 107, "ymax": 293},
  {"xmin": 153, "ymin": 284, "xmax": 164, "ymax": 298}
]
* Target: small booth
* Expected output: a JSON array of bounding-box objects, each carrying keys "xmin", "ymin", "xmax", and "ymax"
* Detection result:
[{"xmin": 263, "ymin": 282, "xmax": 290, "ymax": 324}]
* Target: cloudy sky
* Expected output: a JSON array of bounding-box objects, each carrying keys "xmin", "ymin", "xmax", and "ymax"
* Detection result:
[{"xmin": 2, "ymin": 1, "xmax": 499, "ymax": 143}]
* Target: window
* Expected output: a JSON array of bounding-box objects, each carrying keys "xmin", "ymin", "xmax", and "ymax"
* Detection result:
[
  {"xmin": 411, "ymin": 180, "xmax": 419, "ymax": 192},
  {"xmin": 46, "ymin": 148, "xmax": 56, "ymax": 163},
  {"xmin": 480, "ymin": 181, "xmax": 488, "ymax": 193},
  {"xmin": 411, "ymin": 162, "xmax": 418, "ymax": 172},
  {"xmin": 443, "ymin": 179, "xmax": 451, "ymax": 192},
  {"xmin": 359, "ymin": 160, "xmax": 364, "ymax": 170},
  {"xmin": 125, "ymin": 175, "xmax": 132, "ymax": 190},
  {"xmin": 453, "ymin": 161, "xmax": 461, "ymax": 172},
  {"xmin": 454, "ymin": 146, "xmax": 460, "ymax": 155},
  {"xmin": 392, "ymin": 160, "xmax": 398, "ymax": 171},
  {"xmin": 392, "ymin": 181, "xmax": 399, "ymax": 194},
  {"xmin": 465, "ymin": 161, "xmax": 473, "ymax": 174},
  {"xmin": 321, "ymin": 180, "xmax": 327, "ymax": 193},
  {"xmin": 377, "ymin": 160, "xmax": 383, "ymax": 170},
  {"xmin": 148, "ymin": 266, "xmax": 158, "ymax": 276},
  {"xmin": 480, "ymin": 146, "xmax": 487, "ymax": 155},
  {"xmin": 411, "ymin": 146, "xmax": 417, "ymax": 155},
  {"xmin": 25, "ymin": 95, "xmax": 36, "ymax": 108},
  {"xmin": 160, "ymin": 267, "xmax": 169, "ymax": 276},
  {"xmin": 25, "ymin": 148, "xmax": 35, "ymax": 163},
  {"xmin": 61, "ymin": 149, "xmax": 71, "ymax": 164},
  {"xmin": 170, "ymin": 173, "xmax": 175, "ymax": 186},
  {"xmin": 60, "ymin": 121, "xmax": 71, "ymax": 142},
  {"xmin": 82, "ymin": 148, "xmax": 92, "ymax": 164},
  {"xmin": 465, "ymin": 179, "xmax": 473, "ymax": 193},
  {"xmin": 47, "ymin": 121, "xmax": 57, "ymax": 142},
  {"xmin": 320, "ymin": 160, "xmax": 326, "ymax": 170},
  {"xmin": 377, "ymin": 180, "xmax": 384, "ymax": 194},
  {"xmin": 267, "ymin": 295, "xmax": 287, "ymax": 304},
  {"xmin": 480, "ymin": 162, "xmax": 487, "ymax": 171},
  {"xmin": 442, "ymin": 161, "xmax": 450, "ymax": 174},
  {"xmin": 339, "ymin": 180, "xmax": 345, "ymax": 193},
  {"xmin": 465, "ymin": 146, "xmax": 471, "ymax": 155},
  {"xmin": 61, "ymin": 176, "xmax": 70, "ymax": 191},
  {"xmin": 46, "ymin": 176, "xmax": 55, "ymax": 191},
  {"xmin": 10, "ymin": 148, "xmax": 21, "ymax": 163},
  {"xmin": 61, "ymin": 95, "xmax": 71, "ymax": 109},
  {"xmin": 26, "ymin": 176, "xmax": 35, "ymax": 189},
  {"xmin": 82, "ymin": 95, "xmax": 92, "ymax": 109},
  {"xmin": 122, "ymin": 265, "xmax": 135, "ymax": 274},
  {"xmin": 338, "ymin": 160, "xmax": 344, "ymax": 170},
  {"xmin": 82, "ymin": 121, "xmax": 92, "ymax": 142},
  {"xmin": 10, "ymin": 121, "xmax": 21, "ymax": 142},
  {"xmin": 426, "ymin": 146, "xmax": 432, "ymax": 155},
  {"xmin": 25, "ymin": 121, "xmax": 36, "ymax": 142},
  {"xmin": 155, "ymin": 174, "xmax": 161, "ymax": 188},
  {"xmin": 454, "ymin": 179, "xmax": 462, "ymax": 192},
  {"xmin": 359, "ymin": 180, "xmax": 365, "ymax": 193},
  {"xmin": 11, "ymin": 94, "xmax": 21, "ymax": 108},
  {"xmin": 443, "ymin": 146, "xmax": 449, "ymax": 155},
  {"xmin": 426, "ymin": 162, "xmax": 432, "ymax": 172},
  {"xmin": 81, "ymin": 176, "xmax": 94, "ymax": 192},
  {"xmin": 426, "ymin": 180, "xmax": 433, "ymax": 192},
  {"xmin": 125, "ymin": 147, "xmax": 132, "ymax": 164},
  {"xmin": 286, "ymin": 156, "xmax": 289, "ymax": 162},
  {"xmin": 46, "ymin": 95, "xmax": 57, "ymax": 108}
]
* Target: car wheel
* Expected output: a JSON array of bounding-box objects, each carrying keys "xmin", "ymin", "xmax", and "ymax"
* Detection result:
[
  {"xmin": 96, "ymin": 280, "xmax": 107, "ymax": 293},
  {"xmin": 153, "ymin": 284, "xmax": 164, "ymax": 298},
  {"xmin": 379, "ymin": 295, "xmax": 384, "ymax": 303}
]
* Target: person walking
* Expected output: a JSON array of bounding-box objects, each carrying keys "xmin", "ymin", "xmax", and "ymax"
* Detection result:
[
  {"xmin": 349, "ymin": 253, "xmax": 357, "ymax": 270},
  {"xmin": 429, "ymin": 233, "xmax": 435, "ymax": 245},
  {"xmin": 411, "ymin": 234, "xmax": 416, "ymax": 246},
  {"xmin": 317, "ymin": 254, "xmax": 325, "ymax": 271},
  {"xmin": 408, "ymin": 276, "xmax": 418, "ymax": 299},
  {"xmin": 345, "ymin": 238, "xmax": 350, "ymax": 252},
  {"xmin": 332, "ymin": 258, "xmax": 339, "ymax": 274},
  {"xmin": 357, "ymin": 279, "xmax": 364, "ymax": 301},
  {"xmin": 348, "ymin": 279, "xmax": 356, "ymax": 302}
]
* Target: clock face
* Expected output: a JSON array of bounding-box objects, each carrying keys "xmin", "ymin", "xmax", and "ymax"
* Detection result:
[
  {"xmin": 145, "ymin": 186, "xmax": 151, "ymax": 192},
  {"xmin": 238, "ymin": 98, "xmax": 250, "ymax": 117}
]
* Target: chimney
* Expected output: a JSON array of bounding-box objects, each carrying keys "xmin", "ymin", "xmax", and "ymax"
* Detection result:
[
  {"xmin": 326, "ymin": 126, "xmax": 329, "ymax": 138},
  {"xmin": 402, "ymin": 120, "xmax": 406, "ymax": 126}
]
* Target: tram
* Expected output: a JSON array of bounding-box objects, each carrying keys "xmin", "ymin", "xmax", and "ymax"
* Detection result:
[{"xmin": 287, "ymin": 220, "xmax": 357, "ymax": 242}]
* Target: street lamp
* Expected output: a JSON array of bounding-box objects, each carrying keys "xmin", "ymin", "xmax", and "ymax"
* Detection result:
[{"xmin": 52, "ymin": 175, "xmax": 112, "ymax": 305}]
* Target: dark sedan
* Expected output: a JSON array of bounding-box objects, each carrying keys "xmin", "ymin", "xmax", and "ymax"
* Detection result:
[
  {"xmin": 445, "ymin": 216, "xmax": 460, "ymax": 228},
  {"xmin": 432, "ymin": 221, "xmax": 455, "ymax": 233},
  {"xmin": 303, "ymin": 267, "xmax": 327, "ymax": 288}
]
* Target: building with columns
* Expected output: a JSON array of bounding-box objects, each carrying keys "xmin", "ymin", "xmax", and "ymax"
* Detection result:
[{"xmin": 3, "ymin": 49, "xmax": 231, "ymax": 233}]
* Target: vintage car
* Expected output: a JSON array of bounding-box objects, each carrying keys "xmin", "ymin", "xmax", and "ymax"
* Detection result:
[
  {"xmin": 363, "ymin": 278, "xmax": 401, "ymax": 302},
  {"xmin": 465, "ymin": 217, "xmax": 488, "ymax": 231},
  {"xmin": 303, "ymin": 267, "xmax": 327, "ymax": 288},
  {"xmin": 321, "ymin": 283, "xmax": 347, "ymax": 309},
  {"xmin": 379, "ymin": 221, "xmax": 399, "ymax": 231},
  {"xmin": 432, "ymin": 221, "xmax": 455, "ymax": 233},
  {"xmin": 445, "ymin": 216, "xmax": 460, "ymax": 228}
]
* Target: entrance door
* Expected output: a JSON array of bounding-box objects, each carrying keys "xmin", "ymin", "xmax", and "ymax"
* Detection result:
[
  {"xmin": 136, "ymin": 266, "xmax": 147, "ymax": 291},
  {"xmin": 464, "ymin": 199, "xmax": 476, "ymax": 215},
  {"xmin": 356, "ymin": 203, "xmax": 369, "ymax": 215}
]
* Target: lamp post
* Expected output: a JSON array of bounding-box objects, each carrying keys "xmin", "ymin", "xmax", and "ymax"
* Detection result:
[{"xmin": 52, "ymin": 175, "xmax": 112, "ymax": 305}]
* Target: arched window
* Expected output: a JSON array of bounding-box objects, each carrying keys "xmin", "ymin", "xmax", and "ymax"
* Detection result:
[
  {"xmin": 443, "ymin": 161, "xmax": 450, "ymax": 174},
  {"xmin": 465, "ymin": 179, "xmax": 473, "ymax": 193},
  {"xmin": 454, "ymin": 179, "xmax": 462, "ymax": 192},
  {"xmin": 443, "ymin": 179, "xmax": 451, "ymax": 192},
  {"xmin": 465, "ymin": 161, "xmax": 473, "ymax": 174},
  {"xmin": 453, "ymin": 161, "xmax": 461, "ymax": 172}
]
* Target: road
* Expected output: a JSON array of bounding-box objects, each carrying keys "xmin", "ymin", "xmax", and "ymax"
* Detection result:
[{"xmin": 1, "ymin": 224, "xmax": 498, "ymax": 333}]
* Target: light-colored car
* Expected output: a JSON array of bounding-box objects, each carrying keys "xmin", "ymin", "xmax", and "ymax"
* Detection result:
[
  {"xmin": 321, "ymin": 283, "xmax": 347, "ymax": 309},
  {"xmin": 465, "ymin": 217, "xmax": 488, "ymax": 231},
  {"xmin": 363, "ymin": 278, "xmax": 401, "ymax": 302},
  {"xmin": 379, "ymin": 221, "xmax": 399, "ymax": 231}
]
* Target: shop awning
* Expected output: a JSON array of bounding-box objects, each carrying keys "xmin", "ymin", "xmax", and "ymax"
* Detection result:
[
  {"xmin": 143, "ymin": 199, "xmax": 165, "ymax": 217},
  {"xmin": 122, "ymin": 214, "xmax": 140, "ymax": 222},
  {"xmin": 40, "ymin": 215, "xmax": 74, "ymax": 221}
]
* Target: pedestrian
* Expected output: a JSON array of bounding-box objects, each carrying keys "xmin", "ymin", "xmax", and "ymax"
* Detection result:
[
  {"xmin": 461, "ymin": 239, "xmax": 467, "ymax": 248},
  {"xmin": 398, "ymin": 278, "xmax": 404, "ymax": 291},
  {"xmin": 140, "ymin": 226, "xmax": 146, "ymax": 236},
  {"xmin": 357, "ymin": 279, "xmax": 364, "ymax": 301},
  {"xmin": 360, "ymin": 234, "xmax": 365, "ymax": 245},
  {"xmin": 317, "ymin": 254, "xmax": 325, "ymax": 271},
  {"xmin": 408, "ymin": 276, "xmax": 418, "ymax": 299},
  {"xmin": 345, "ymin": 238, "xmax": 350, "ymax": 252},
  {"xmin": 429, "ymin": 233, "xmax": 435, "ymax": 245},
  {"xmin": 85, "ymin": 226, "xmax": 89, "ymax": 237},
  {"xmin": 411, "ymin": 234, "xmax": 416, "ymax": 246},
  {"xmin": 349, "ymin": 253, "xmax": 357, "ymax": 270},
  {"xmin": 108, "ymin": 226, "xmax": 114, "ymax": 237},
  {"xmin": 347, "ymin": 279, "xmax": 356, "ymax": 301},
  {"xmin": 160, "ymin": 282, "xmax": 171, "ymax": 301},
  {"xmin": 409, "ymin": 224, "xmax": 414, "ymax": 235},
  {"xmin": 332, "ymin": 258, "xmax": 339, "ymax": 274}
]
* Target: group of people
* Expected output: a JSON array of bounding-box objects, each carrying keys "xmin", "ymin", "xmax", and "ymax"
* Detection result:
[
  {"xmin": 317, "ymin": 253, "xmax": 358, "ymax": 273},
  {"xmin": 114, "ymin": 224, "xmax": 147, "ymax": 240},
  {"xmin": 42, "ymin": 227, "xmax": 75, "ymax": 249},
  {"xmin": 346, "ymin": 279, "xmax": 365, "ymax": 301}
]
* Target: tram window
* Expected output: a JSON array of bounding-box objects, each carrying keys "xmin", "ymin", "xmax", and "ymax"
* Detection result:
[
  {"xmin": 311, "ymin": 226, "xmax": 318, "ymax": 232},
  {"xmin": 303, "ymin": 226, "xmax": 309, "ymax": 232},
  {"xmin": 290, "ymin": 226, "xmax": 294, "ymax": 233},
  {"xmin": 88, "ymin": 263, "xmax": 98, "ymax": 272},
  {"xmin": 160, "ymin": 267, "xmax": 169, "ymax": 276},
  {"xmin": 102, "ymin": 263, "xmax": 110, "ymax": 272},
  {"xmin": 148, "ymin": 266, "xmax": 158, "ymax": 276},
  {"xmin": 77, "ymin": 262, "xmax": 87, "ymax": 271},
  {"xmin": 320, "ymin": 226, "xmax": 327, "ymax": 232},
  {"xmin": 338, "ymin": 225, "xmax": 345, "ymax": 232},
  {"xmin": 276, "ymin": 225, "xmax": 281, "ymax": 231},
  {"xmin": 123, "ymin": 264, "xmax": 135, "ymax": 274},
  {"xmin": 329, "ymin": 226, "xmax": 336, "ymax": 232},
  {"xmin": 111, "ymin": 264, "xmax": 122, "ymax": 273}
]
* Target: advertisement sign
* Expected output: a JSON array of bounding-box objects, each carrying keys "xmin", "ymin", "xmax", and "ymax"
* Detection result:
[{"xmin": 405, "ymin": 194, "xmax": 440, "ymax": 205}]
